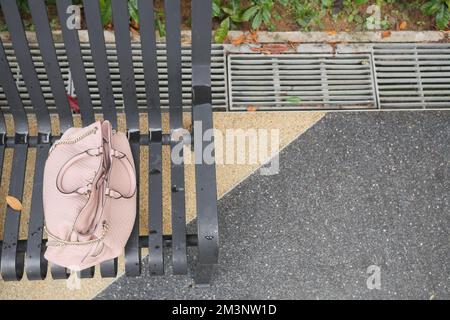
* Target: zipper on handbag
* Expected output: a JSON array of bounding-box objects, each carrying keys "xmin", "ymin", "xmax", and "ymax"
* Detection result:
[{"xmin": 49, "ymin": 126, "xmax": 98, "ymax": 153}]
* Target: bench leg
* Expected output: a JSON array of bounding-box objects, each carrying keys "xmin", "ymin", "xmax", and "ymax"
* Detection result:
[{"xmin": 194, "ymin": 263, "xmax": 216, "ymax": 287}]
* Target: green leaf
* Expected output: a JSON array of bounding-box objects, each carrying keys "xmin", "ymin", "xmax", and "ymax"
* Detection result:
[
  {"xmin": 321, "ymin": 0, "xmax": 334, "ymax": 8},
  {"xmin": 422, "ymin": 1, "xmax": 437, "ymax": 15},
  {"xmin": 284, "ymin": 96, "xmax": 302, "ymax": 104},
  {"xmin": 231, "ymin": 0, "xmax": 241, "ymax": 11},
  {"xmin": 262, "ymin": 7, "xmax": 271, "ymax": 24},
  {"xmin": 354, "ymin": 0, "xmax": 369, "ymax": 4},
  {"xmin": 128, "ymin": 0, "xmax": 139, "ymax": 24},
  {"xmin": 17, "ymin": 0, "xmax": 30, "ymax": 14},
  {"xmin": 252, "ymin": 11, "xmax": 263, "ymax": 29},
  {"xmin": 99, "ymin": 0, "xmax": 112, "ymax": 26},
  {"xmin": 436, "ymin": 2, "xmax": 450, "ymax": 29},
  {"xmin": 214, "ymin": 17, "xmax": 230, "ymax": 43},
  {"xmin": 242, "ymin": 5, "xmax": 259, "ymax": 21},
  {"xmin": 212, "ymin": 0, "xmax": 221, "ymax": 17},
  {"xmin": 222, "ymin": 7, "xmax": 233, "ymax": 15},
  {"xmin": 156, "ymin": 21, "xmax": 166, "ymax": 37},
  {"xmin": 154, "ymin": 11, "xmax": 166, "ymax": 37},
  {"xmin": 354, "ymin": 14, "xmax": 363, "ymax": 24},
  {"xmin": 278, "ymin": 0, "xmax": 289, "ymax": 6}
]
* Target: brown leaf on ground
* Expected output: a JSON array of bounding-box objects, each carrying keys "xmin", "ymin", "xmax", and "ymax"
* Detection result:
[
  {"xmin": 130, "ymin": 26, "xmax": 140, "ymax": 39},
  {"xmin": 288, "ymin": 41, "xmax": 299, "ymax": 51},
  {"xmin": 6, "ymin": 195, "xmax": 22, "ymax": 211},
  {"xmin": 231, "ymin": 32, "xmax": 259, "ymax": 46},
  {"xmin": 327, "ymin": 41, "xmax": 337, "ymax": 54},
  {"xmin": 326, "ymin": 30, "xmax": 337, "ymax": 36},
  {"xmin": 105, "ymin": 23, "xmax": 113, "ymax": 31},
  {"xmin": 399, "ymin": 21, "xmax": 407, "ymax": 30},
  {"xmin": 381, "ymin": 30, "xmax": 392, "ymax": 39},
  {"xmin": 130, "ymin": 20, "xmax": 140, "ymax": 31},
  {"xmin": 250, "ymin": 46, "xmax": 264, "ymax": 53},
  {"xmin": 251, "ymin": 43, "xmax": 289, "ymax": 55},
  {"xmin": 249, "ymin": 31, "xmax": 259, "ymax": 43},
  {"xmin": 232, "ymin": 34, "xmax": 247, "ymax": 46},
  {"xmin": 247, "ymin": 105, "xmax": 257, "ymax": 112}
]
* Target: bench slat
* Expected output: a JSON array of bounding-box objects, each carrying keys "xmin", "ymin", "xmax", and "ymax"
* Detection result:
[
  {"xmin": 124, "ymin": 140, "xmax": 141, "ymax": 276},
  {"xmin": 100, "ymin": 258, "xmax": 117, "ymax": 278},
  {"xmin": 82, "ymin": 0, "xmax": 117, "ymax": 127},
  {"xmin": 0, "ymin": 144, "xmax": 4, "ymax": 268},
  {"xmin": 51, "ymin": 264, "xmax": 69, "ymax": 279},
  {"xmin": 0, "ymin": 143, "xmax": 27, "ymax": 280},
  {"xmin": 148, "ymin": 142, "xmax": 164, "ymax": 275},
  {"xmin": 29, "ymin": 0, "xmax": 73, "ymax": 133},
  {"xmin": 138, "ymin": 0, "xmax": 164, "ymax": 275},
  {"xmin": 56, "ymin": 0, "xmax": 95, "ymax": 126},
  {"xmin": 192, "ymin": 0, "xmax": 219, "ymax": 285},
  {"xmin": 165, "ymin": 0, "xmax": 188, "ymax": 275},
  {"xmin": 0, "ymin": 37, "xmax": 28, "ymax": 134},
  {"xmin": 0, "ymin": 106, "xmax": 5, "ymax": 135},
  {"xmin": 0, "ymin": 0, "xmax": 51, "ymax": 134},
  {"xmin": 79, "ymin": 266, "xmax": 95, "ymax": 278},
  {"xmin": 25, "ymin": 143, "xmax": 49, "ymax": 280},
  {"xmin": 111, "ymin": 0, "xmax": 139, "ymax": 130}
]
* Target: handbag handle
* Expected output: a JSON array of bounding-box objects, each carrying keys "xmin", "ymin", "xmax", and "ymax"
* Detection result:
[
  {"xmin": 56, "ymin": 147, "xmax": 104, "ymax": 195},
  {"xmin": 49, "ymin": 145, "xmax": 136, "ymax": 243}
]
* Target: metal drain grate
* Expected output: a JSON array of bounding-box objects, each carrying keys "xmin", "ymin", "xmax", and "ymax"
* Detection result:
[
  {"xmin": 0, "ymin": 43, "xmax": 227, "ymax": 112},
  {"xmin": 373, "ymin": 43, "xmax": 450, "ymax": 109},
  {"xmin": 228, "ymin": 53, "xmax": 377, "ymax": 111}
]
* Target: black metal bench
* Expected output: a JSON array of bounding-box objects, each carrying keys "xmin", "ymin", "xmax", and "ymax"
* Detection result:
[{"xmin": 0, "ymin": 0, "xmax": 219, "ymax": 286}]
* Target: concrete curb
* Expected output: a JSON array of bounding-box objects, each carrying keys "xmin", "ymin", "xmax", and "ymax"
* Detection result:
[
  {"xmin": 227, "ymin": 30, "xmax": 449, "ymax": 43},
  {"xmin": 1, "ymin": 30, "xmax": 448, "ymax": 44}
]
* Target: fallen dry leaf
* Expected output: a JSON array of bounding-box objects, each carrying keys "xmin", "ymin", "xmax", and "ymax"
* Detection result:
[
  {"xmin": 327, "ymin": 41, "xmax": 337, "ymax": 54},
  {"xmin": 249, "ymin": 31, "xmax": 259, "ymax": 43},
  {"xmin": 130, "ymin": 28, "xmax": 139, "ymax": 39},
  {"xmin": 381, "ymin": 30, "xmax": 392, "ymax": 39},
  {"xmin": 66, "ymin": 94, "xmax": 80, "ymax": 114},
  {"xmin": 326, "ymin": 30, "xmax": 337, "ymax": 36},
  {"xmin": 231, "ymin": 32, "xmax": 259, "ymax": 46},
  {"xmin": 6, "ymin": 195, "xmax": 22, "ymax": 211},
  {"xmin": 105, "ymin": 23, "xmax": 113, "ymax": 31},
  {"xmin": 247, "ymin": 105, "xmax": 257, "ymax": 112},
  {"xmin": 250, "ymin": 46, "xmax": 264, "ymax": 53},
  {"xmin": 232, "ymin": 34, "xmax": 247, "ymax": 46},
  {"xmin": 251, "ymin": 44, "xmax": 289, "ymax": 55},
  {"xmin": 287, "ymin": 41, "xmax": 300, "ymax": 51},
  {"xmin": 130, "ymin": 20, "xmax": 140, "ymax": 31},
  {"xmin": 399, "ymin": 21, "xmax": 407, "ymax": 30}
]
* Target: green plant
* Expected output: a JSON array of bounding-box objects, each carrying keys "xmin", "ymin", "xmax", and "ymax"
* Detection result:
[
  {"xmin": 381, "ymin": 16, "xmax": 391, "ymax": 29},
  {"xmin": 99, "ymin": 0, "xmax": 112, "ymax": 26},
  {"xmin": 128, "ymin": 0, "xmax": 139, "ymax": 24},
  {"xmin": 155, "ymin": 10, "xmax": 166, "ymax": 37},
  {"xmin": 17, "ymin": 0, "xmax": 30, "ymax": 14},
  {"xmin": 422, "ymin": 0, "xmax": 450, "ymax": 29},
  {"xmin": 290, "ymin": 0, "xmax": 322, "ymax": 31},
  {"xmin": 97, "ymin": 0, "xmax": 165, "ymax": 36},
  {"xmin": 241, "ymin": 0, "xmax": 276, "ymax": 30},
  {"xmin": 212, "ymin": 0, "xmax": 244, "ymax": 42},
  {"xmin": 343, "ymin": 0, "xmax": 364, "ymax": 25}
]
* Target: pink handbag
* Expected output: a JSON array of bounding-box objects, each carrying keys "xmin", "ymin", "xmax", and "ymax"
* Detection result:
[{"xmin": 43, "ymin": 120, "xmax": 136, "ymax": 271}]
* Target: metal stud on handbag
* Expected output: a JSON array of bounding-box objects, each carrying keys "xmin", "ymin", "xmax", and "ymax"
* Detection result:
[{"xmin": 43, "ymin": 120, "xmax": 136, "ymax": 271}]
